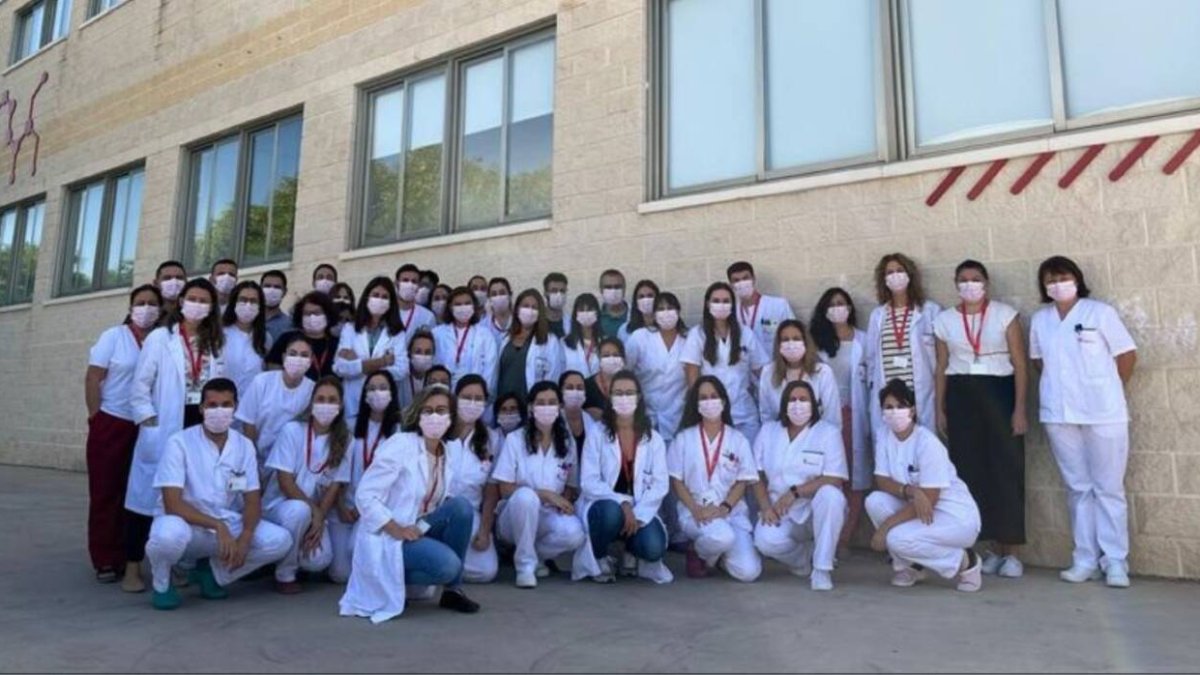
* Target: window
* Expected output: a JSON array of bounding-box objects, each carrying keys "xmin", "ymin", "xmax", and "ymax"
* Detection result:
[
  {"xmin": 357, "ymin": 30, "xmax": 554, "ymax": 247},
  {"xmin": 87, "ymin": 0, "xmax": 123, "ymax": 19},
  {"xmin": 0, "ymin": 198, "xmax": 45, "ymax": 306},
  {"xmin": 183, "ymin": 113, "xmax": 302, "ymax": 272},
  {"xmin": 59, "ymin": 166, "xmax": 143, "ymax": 296},
  {"xmin": 11, "ymin": 0, "xmax": 71, "ymax": 64}
]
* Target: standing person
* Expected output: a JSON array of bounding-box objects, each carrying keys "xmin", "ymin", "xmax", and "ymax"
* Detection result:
[
  {"xmin": 492, "ymin": 381, "xmax": 587, "ymax": 588},
  {"xmin": 395, "ymin": 264, "xmax": 437, "ymax": 342},
  {"xmin": 496, "ymin": 289, "xmax": 564, "ymax": 400},
  {"xmin": 562, "ymin": 293, "xmax": 602, "ymax": 378},
  {"xmin": 867, "ymin": 379, "xmax": 983, "ymax": 592},
  {"xmin": 238, "ymin": 335, "xmax": 317, "ymax": 466},
  {"xmin": 143, "ymin": 378, "xmax": 292, "ymax": 610},
  {"xmin": 313, "ymin": 264, "xmax": 338, "ymax": 295},
  {"xmin": 449, "ymin": 375, "xmax": 502, "ymax": 583},
  {"xmin": 493, "ymin": 392, "xmax": 526, "ymax": 440},
  {"xmin": 866, "ymin": 253, "xmax": 941, "ymax": 431},
  {"xmin": 598, "ymin": 269, "xmax": 630, "ymax": 341},
  {"xmin": 727, "ymin": 261, "xmax": 796, "ymax": 357},
  {"xmin": 417, "ymin": 269, "xmax": 439, "ymax": 307},
  {"xmin": 153, "ymin": 260, "xmax": 188, "ymax": 319},
  {"xmin": 334, "ymin": 277, "xmax": 410, "ymax": 421},
  {"xmin": 263, "ymin": 377, "xmax": 351, "ymax": 593},
  {"xmin": 398, "ymin": 330, "xmax": 436, "ymax": 411},
  {"xmin": 430, "ymin": 284, "xmax": 452, "ymax": 325},
  {"xmin": 468, "ymin": 275, "xmax": 490, "ymax": 320},
  {"xmin": 85, "ymin": 285, "xmax": 162, "ymax": 583},
  {"xmin": 264, "ymin": 292, "xmax": 339, "ymax": 380},
  {"xmin": 810, "ymin": 288, "xmax": 872, "ymax": 551},
  {"xmin": 125, "ymin": 279, "xmax": 226, "ymax": 592},
  {"xmin": 221, "ymin": 281, "xmax": 267, "ymax": 399},
  {"xmin": 330, "ymin": 283, "xmax": 357, "ymax": 336},
  {"xmin": 560, "ymin": 370, "xmax": 599, "ymax": 453},
  {"xmin": 934, "ymin": 260, "xmax": 1028, "ymax": 578},
  {"xmin": 483, "ymin": 277, "xmax": 514, "ymax": 347},
  {"xmin": 330, "ymin": 372, "xmax": 400, "ymax": 584},
  {"xmin": 1030, "ymin": 256, "xmax": 1137, "ymax": 588},
  {"xmin": 752, "ymin": 380, "xmax": 847, "ymax": 591},
  {"xmin": 573, "ymin": 370, "xmax": 673, "ymax": 584},
  {"xmin": 669, "ymin": 376, "xmax": 761, "ymax": 582},
  {"xmin": 756, "ymin": 319, "xmax": 841, "ymax": 428},
  {"xmin": 433, "ymin": 287, "xmax": 498, "ymax": 394},
  {"xmin": 543, "ymin": 272, "xmax": 570, "ymax": 337},
  {"xmin": 682, "ymin": 282, "xmax": 770, "ymax": 442},
  {"xmin": 584, "ymin": 337, "xmax": 627, "ymax": 420},
  {"xmin": 625, "ymin": 280, "xmax": 661, "ymax": 335},
  {"xmin": 209, "ymin": 259, "xmax": 239, "ymax": 313},
  {"xmin": 339, "ymin": 386, "xmax": 482, "ymax": 622},
  {"xmin": 260, "ymin": 270, "xmax": 292, "ymax": 344},
  {"xmin": 625, "ymin": 292, "xmax": 689, "ymax": 443}
]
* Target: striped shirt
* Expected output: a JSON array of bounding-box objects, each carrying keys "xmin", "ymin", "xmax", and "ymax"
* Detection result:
[{"xmin": 880, "ymin": 307, "xmax": 914, "ymax": 389}]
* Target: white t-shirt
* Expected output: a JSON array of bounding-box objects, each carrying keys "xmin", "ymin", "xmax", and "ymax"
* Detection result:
[
  {"xmin": 222, "ymin": 326, "xmax": 265, "ymax": 399},
  {"xmin": 492, "ymin": 430, "xmax": 580, "ymax": 495},
  {"xmin": 874, "ymin": 425, "xmax": 978, "ymax": 524},
  {"xmin": 347, "ymin": 418, "xmax": 392, "ymax": 500},
  {"xmin": 399, "ymin": 304, "xmax": 436, "ymax": 345},
  {"xmin": 236, "ymin": 371, "xmax": 315, "ymax": 460},
  {"xmin": 756, "ymin": 362, "xmax": 842, "ymax": 427},
  {"xmin": 736, "ymin": 294, "xmax": 796, "ymax": 358},
  {"xmin": 681, "ymin": 327, "xmax": 770, "ymax": 427},
  {"xmin": 89, "ymin": 324, "xmax": 143, "ymax": 421},
  {"xmin": 933, "ymin": 301, "xmax": 1019, "ymax": 377},
  {"xmin": 153, "ymin": 425, "xmax": 260, "ymax": 522},
  {"xmin": 667, "ymin": 424, "xmax": 757, "ymax": 517},
  {"xmin": 1029, "ymin": 298, "xmax": 1136, "ymax": 425},
  {"xmin": 263, "ymin": 421, "xmax": 352, "ymax": 510},
  {"xmin": 753, "ymin": 420, "xmax": 848, "ymax": 503},
  {"xmin": 625, "ymin": 327, "xmax": 689, "ymax": 442},
  {"xmin": 448, "ymin": 427, "xmax": 502, "ymax": 510}
]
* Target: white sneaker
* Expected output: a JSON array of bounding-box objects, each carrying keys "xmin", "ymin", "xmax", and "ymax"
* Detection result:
[
  {"xmin": 998, "ymin": 555, "xmax": 1024, "ymax": 579},
  {"xmin": 956, "ymin": 552, "xmax": 983, "ymax": 592},
  {"xmin": 1105, "ymin": 562, "xmax": 1131, "ymax": 589},
  {"xmin": 980, "ymin": 551, "xmax": 1003, "ymax": 576},
  {"xmin": 891, "ymin": 567, "xmax": 926, "ymax": 587},
  {"xmin": 516, "ymin": 570, "xmax": 538, "ymax": 589},
  {"xmin": 535, "ymin": 563, "xmax": 550, "ymax": 578},
  {"xmin": 789, "ymin": 561, "xmax": 813, "ymax": 578},
  {"xmin": 810, "ymin": 570, "xmax": 833, "ymax": 591},
  {"xmin": 620, "ymin": 552, "xmax": 638, "ymax": 577},
  {"xmin": 1060, "ymin": 564, "xmax": 1102, "ymax": 583},
  {"xmin": 592, "ymin": 558, "xmax": 615, "ymax": 584}
]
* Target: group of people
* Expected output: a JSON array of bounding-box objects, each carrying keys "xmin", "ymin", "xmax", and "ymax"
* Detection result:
[{"xmin": 83, "ymin": 251, "xmax": 1137, "ymax": 621}]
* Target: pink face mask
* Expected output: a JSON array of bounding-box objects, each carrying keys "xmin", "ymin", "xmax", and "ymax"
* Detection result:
[
  {"xmin": 786, "ymin": 400, "xmax": 812, "ymax": 427},
  {"xmin": 181, "ymin": 300, "xmax": 210, "ymax": 322},
  {"xmin": 283, "ymin": 355, "xmax": 311, "ymax": 378},
  {"xmin": 708, "ymin": 301, "xmax": 733, "ymax": 320},
  {"xmin": 779, "ymin": 339, "xmax": 806, "ymax": 362},
  {"xmin": 532, "ymin": 404, "xmax": 560, "ymax": 428},
  {"xmin": 883, "ymin": 407, "xmax": 913, "ymax": 434},
  {"xmin": 419, "ymin": 412, "xmax": 452, "ymax": 439},
  {"xmin": 612, "ymin": 394, "xmax": 638, "ymax": 417},
  {"xmin": 957, "ymin": 281, "xmax": 986, "ymax": 303},
  {"xmin": 234, "ymin": 301, "xmax": 259, "ymax": 324},
  {"xmin": 1046, "ymin": 280, "xmax": 1078, "ymax": 303},
  {"xmin": 885, "ymin": 271, "xmax": 910, "ymax": 293},
  {"xmin": 457, "ymin": 398, "xmax": 486, "ymax": 424},
  {"xmin": 826, "ymin": 306, "xmax": 850, "ymax": 324},
  {"xmin": 698, "ymin": 398, "xmax": 724, "ymax": 421}
]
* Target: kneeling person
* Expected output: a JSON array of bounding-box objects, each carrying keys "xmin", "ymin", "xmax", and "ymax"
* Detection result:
[{"xmin": 145, "ymin": 378, "xmax": 291, "ymax": 610}]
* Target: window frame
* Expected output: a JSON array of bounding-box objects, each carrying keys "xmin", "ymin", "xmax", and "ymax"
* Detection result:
[
  {"xmin": 350, "ymin": 23, "xmax": 556, "ymax": 250},
  {"xmin": 10, "ymin": 0, "xmax": 69, "ymax": 65},
  {"xmin": 0, "ymin": 195, "xmax": 46, "ymax": 307},
  {"xmin": 56, "ymin": 162, "xmax": 144, "ymax": 297},
  {"xmin": 178, "ymin": 109, "xmax": 303, "ymax": 274},
  {"xmin": 86, "ymin": 0, "xmax": 122, "ymax": 20}
]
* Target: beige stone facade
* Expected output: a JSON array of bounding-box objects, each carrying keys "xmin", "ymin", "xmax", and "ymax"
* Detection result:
[{"xmin": 0, "ymin": 0, "xmax": 1197, "ymax": 578}]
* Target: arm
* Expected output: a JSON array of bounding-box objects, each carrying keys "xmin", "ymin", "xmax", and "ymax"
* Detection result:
[
  {"xmin": 242, "ymin": 424, "xmax": 259, "ymax": 445},
  {"xmin": 85, "ymin": 366, "xmax": 106, "ymax": 421},
  {"xmin": 934, "ymin": 338, "xmax": 949, "ymax": 436},
  {"xmin": 670, "ymin": 477, "xmax": 702, "ymax": 521},
  {"xmin": 1116, "ymin": 351, "xmax": 1137, "ymax": 385},
  {"xmin": 752, "ymin": 472, "xmax": 779, "ymax": 525},
  {"xmin": 632, "ymin": 439, "xmax": 670, "ymax": 525},
  {"xmin": 684, "ymin": 363, "xmax": 699, "ymax": 387},
  {"xmin": 1006, "ymin": 318, "xmax": 1029, "ymax": 436},
  {"xmin": 580, "ymin": 435, "xmax": 625, "ymax": 505},
  {"xmin": 478, "ymin": 482, "xmax": 499, "ymax": 536},
  {"xmin": 130, "ymin": 334, "xmax": 161, "ymax": 425},
  {"xmin": 332, "ymin": 330, "xmax": 364, "ymax": 378},
  {"xmin": 163, "ymin": 487, "xmax": 227, "ymax": 532}
]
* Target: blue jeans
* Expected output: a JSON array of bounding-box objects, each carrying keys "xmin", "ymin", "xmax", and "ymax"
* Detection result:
[
  {"xmin": 587, "ymin": 499, "xmax": 666, "ymax": 562},
  {"xmin": 403, "ymin": 496, "xmax": 473, "ymax": 589}
]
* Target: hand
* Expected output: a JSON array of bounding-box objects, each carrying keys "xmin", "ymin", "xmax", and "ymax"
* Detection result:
[
  {"xmin": 337, "ymin": 504, "xmax": 359, "ymax": 524},
  {"xmin": 385, "ymin": 522, "xmax": 422, "ymax": 541},
  {"xmin": 471, "ymin": 529, "xmax": 492, "ymax": 552},
  {"xmin": 142, "ymin": 416, "xmax": 159, "ymax": 428},
  {"xmin": 870, "ymin": 526, "xmax": 889, "ymax": 552},
  {"xmin": 302, "ymin": 522, "xmax": 324, "ymax": 553},
  {"xmin": 1011, "ymin": 409, "xmax": 1028, "ymax": 437},
  {"xmin": 229, "ymin": 532, "xmax": 252, "ymax": 570},
  {"xmin": 383, "ymin": 350, "xmax": 395, "ymax": 366},
  {"xmin": 621, "ymin": 502, "xmax": 639, "ymax": 537},
  {"xmin": 337, "ymin": 348, "xmax": 357, "ymax": 360},
  {"xmin": 936, "ymin": 409, "xmax": 947, "ymax": 437},
  {"xmin": 698, "ymin": 504, "xmax": 724, "ymax": 524},
  {"xmin": 551, "ymin": 493, "xmax": 575, "ymax": 515},
  {"xmin": 215, "ymin": 523, "xmax": 236, "ymax": 564},
  {"xmin": 911, "ymin": 488, "xmax": 934, "ymax": 525},
  {"xmin": 773, "ymin": 492, "xmax": 796, "ymax": 516},
  {"xmin": 759, "ymin": 504, "xmax": 780, "ymax": 527}
]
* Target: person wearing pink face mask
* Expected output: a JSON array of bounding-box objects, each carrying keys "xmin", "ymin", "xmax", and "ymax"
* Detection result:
[
  {"xmin": 483, "ymin": 277, "xmax": 515, "ymax": 348},
  {"xmin": 727, "ymin": 261, "xmax": 796, "ymax": 358},
  {"xmin": 756, "ymin": 319, "xmax": 841, "ymax": 430},
  {"xmin": 221, "ymin": 281, "xmax": 268, "ymax": 401},
  {"xmin": 394, "ymin": 264, "xmax": 437, "ymax": 344},
  {"xmin": 934, "ymin": 260, "xmax": 1028, "ymax": 580},
  {"xmin": 334, "ymin": 277, "xmax": 410, "ymax": 421},
  {"xmin": 399, "ymin": 330, "xmax": 437, "ymax": 410},
  {"xmin": 449, "ymin": 375, "xmax": 503, "ymax": 584},
  {"xmin": 208, "ymin": 258, "xmax": 239, "ymax": 314},
  {"xmin": 433, "ymin": 287, "xmax": 499, "ymax": 396},
  {"xmin": 867, "ymin": 379, "xmax": 982, "ymax": 593},
  {"xmin": 562, "ymin": 293, "xmax": 602, "ymax": 378},
  {"xmin": 238, "ymin": 335, "xmax": 318, "ymax": 468},
  {"xmin": 1030, "ymin": 256, "xmax": 1137, "ymax": 589},
  {"xmin": 624, "ymin": 292, "xmax": 689, "ymax": 444},
  {"xmin": 496, "ymin": 289, "xmax": 565, "ymax": 401},
  {"xmin": 153, "ymin": 260, "xmax": 187, "ymax": 321},
  {"xmin": 85, "ymin": 284, "xmax": 163, "ymax": 585}
]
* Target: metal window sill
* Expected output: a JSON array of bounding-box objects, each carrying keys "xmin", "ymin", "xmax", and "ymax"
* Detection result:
[
  {"xmin": 0, "ymin": 302, "xmax": 33, "ymax": 314},
  {"xmin": 339, "ymin": 218, "xmax": 552, "ymax": 262},
  {"xmin": 44, "ymin": 286, "xmax": 131, "ymax": 306},
  {"xmin": 4, "ymin": 36, "xmax": 66, "ymax": 75},
  {"xmin": 79, "ymin": 1, "xmax": 130, "ymax": 31}
]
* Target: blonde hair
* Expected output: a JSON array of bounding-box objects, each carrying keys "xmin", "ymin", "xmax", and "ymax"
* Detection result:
[{"xmin": 770, "ymin": 319, "xmax": 819, "ymax": 388}]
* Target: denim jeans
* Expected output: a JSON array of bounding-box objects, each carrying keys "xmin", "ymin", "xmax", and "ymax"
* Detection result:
[
  {"xmin": 403, "ymin": 496, "xmax": 473, "ymax": 589},
  {"xmin": 587, "ymin": 499, "xmax": 666, "ymax": 562}
]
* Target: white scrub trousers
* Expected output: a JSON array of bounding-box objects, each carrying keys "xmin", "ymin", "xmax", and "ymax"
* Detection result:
[
  {"xmin": 754, "ymin": 485, "xmax": 846, "ymax": 573},
  {"xmin": 494, "ymin": 487, "xmax": 585, "ymax": 576},
  {"xmin": 145, "ymin": 515, "xmax": 291, "ymax": 593},
  {"xmin": 1044, "ymin": 422, "xmax": 1130, "ymax": 569},
  {"xmin": 463, "ymin": 512, "xmax": 498, "ymax": 583},
  {"xmin": 866, "ymin": 492, "xmax": 978, "ymax": 579},
  {"xmin": 327, "ymin": 518, "xmax": 355, "ymax": 584},
  {"xmin": 677, "ymin": 511, "xmax": 762, "ymax": 582},
  {"xmin": 266, "ymin": 499, "xmax": 334, "ymax": 582}
]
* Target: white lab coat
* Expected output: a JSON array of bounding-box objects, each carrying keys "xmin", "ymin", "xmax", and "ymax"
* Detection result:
[
  {"xmin": 497, "ymin": 333, "xmax": 565, "ymax": 394},
  {"xmin": 338, "ymin": 432, "xmax": 463, "ymax": 624},
  {"xmin": 222, "ymin": 326, "xmax": 264, "ymax": 400},
  {"xmin": 433, "ymin": 323, "xmax": 498, "ymax": 396},
  {"xmin": 126, "ymin": 326, "xmax": 226, "ymax": 516},
  {"xmin": 572, "ymin": 428, "xmax": 672, "ymax": 582},
  {"xmin": 447, "ymin": 427, "xmax": 503, "ymax": 583},
  {"xmin": 736, "ymin": 293, "xmax": 796, "ymax": 358},
  {"xmin": 756, "ymin": 362, "xmax": 842, "ymax": 428},
  {"xmin": 625, "ymin": 327, "xmax": 689, "ymax": 442},
  {"xmin": 334, "ymin": 323, "xmax": 410, "ymax": 421},
  {"xmin": 681, "ymin": 328, "xmax": 770, "ymax": 439},
  {"xmin": 235, "ymin": 371, "xmax": 315, "ymax": 463},
  {"xmin": 865, "ymin": 301, "xmax": 941, "ymax": 434},
  {"xmin": 818, "ymin": 330, "xmax": 872, "ymax": 490},
  {"xmin": 562, "ymin": 336, "xmax": 600, "ymax": 377},
  {"xmin": 398, "ymin": 304, "xmax": 436, "ymax": 345},
  {"xmin": 483, "ymin": 312, "xmax": 514, "ymax": 349}
]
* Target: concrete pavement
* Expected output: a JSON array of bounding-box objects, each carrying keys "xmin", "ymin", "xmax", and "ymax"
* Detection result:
[{"xmin": 0, "ymin": 465, "xmax": 1196, "ymax": 673}]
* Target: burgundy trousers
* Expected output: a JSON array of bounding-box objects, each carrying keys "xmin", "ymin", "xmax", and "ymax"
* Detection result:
[{"xmin": 86, "ymin": 411, "xmax": 138, "ymax": 571}]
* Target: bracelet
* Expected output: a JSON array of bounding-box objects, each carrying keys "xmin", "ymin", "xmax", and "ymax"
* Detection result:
[
  {"xmin": 719, "ymin": 501, "xmax": 733, "ymax": 513},
  {"xmin": 902, "ymin": 484, "xmax": 911, "ymax": 499},
  {"xmin": 790, "ymin": 485, "xmax": 801, "ymax": 499}
]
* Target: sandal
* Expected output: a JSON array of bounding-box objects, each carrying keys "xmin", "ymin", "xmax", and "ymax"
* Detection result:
[{"xmin": 95, "ymin": 568, "xmax": 119, "ymax": 584}]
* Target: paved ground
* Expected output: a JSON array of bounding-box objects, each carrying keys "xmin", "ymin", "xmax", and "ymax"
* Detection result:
[{"xmin": 0, "ymin": 465, "xmax": 1197, "ymax": 673}]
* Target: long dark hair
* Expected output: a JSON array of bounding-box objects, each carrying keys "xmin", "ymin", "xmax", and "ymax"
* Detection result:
[
  {"xmin": 510, "ymin": 288, "xmax": 550, "ymax": 345},
  {"xmin": 306, "ymin": 375, "xmax": 350, "ymax": 469},
  {"xmin": 168, "ymin": 278, "xmax": 224, "ymax": 356},
  {"xmin": 564, "ymin": 292, "xmax": 600, "ymax": 349},
  {"xmin": 778, "ymin": 379, "xmax": 821, "ymax": 428},
  {"xmin": 354, "ymin": 370, "xmax": 400, "ymax": 441},
  {"xmin": 456, "ymin": 374, "xmax": 492, "ymax": 461},
  {"xmin": 626, "ymin": 279, "xmax": 661, "ymax": 332},
  {"xmin": 701, "ymin": 282, "xmax": 741, "ymax": 366},
  {"xmin": 810, "ymin": 287, "xmax": 857, "ymax": 358},
  {"xmin": 601, "ymin": 370, "xmax": 653, "ymax": 443},
  {"xmin": 651, "ymin": 291, "xmax": 688, "ymax": 333},
  {"xmin": 222, "ymin": 280, "xmax": 268, "ymax": 356},
  {"xmin": 524, "ymin": 380, "xmax": 570, "ymax": 459},
  {"xmin": 493, "ymin": 391, "xmax": 526, "ymax": 424},
  {"xmin": 355, "ymin": 276, "xmax": 404, "ymax": 335},
  {"xmin": 448, "ymin": 286, "xmax": 481, "ymax": 325},
  {"xmin": 677, "ymin": 375, "xmax": 735, "ymax": 433}
]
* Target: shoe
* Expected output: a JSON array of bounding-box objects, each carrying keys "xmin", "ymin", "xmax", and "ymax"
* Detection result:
[
  {"xmin": 592, "ymin": 557, "xmax": 616, "ymax": 584},
  {"xmin": 998, "ymin": 555, "xmax": 1024, "ymax": 579},
  {"xmin": 96, "ymin": 568, "xmax": 119, "ymax": 584},
  {"xmin": 274, "ymin": 580, "xmax": 302, "ymax": 594},
  {"xmin": 190, "ymin": 559, "xmax": 228, "ymax": 600},
  {"xmin": 1105, "ymin": 562, "xmax": 1131, "ymax": 589},
  {"xmin": 1059, "ymin": 564, "xmax": 1102, "ymax": 583},
  {"xmin": 439, "ymin": 589, "xmax": 481, "ymax": 613},
  {"xmin": 980, "ymin": 551, "xmax": 1003, "ymax": 576},
  {"xmin": 810, "ymin": 570, "xmax": 833, "ymax": 591},
  {"xmin": 121, "ymin": 563, "xmax": 146, "ymax": 594},
  {"xmin": 788, "ymin": 559, "xmax": 813, "ymax": 578},
  {"xmin": 685, "ymin": 545, "xmax": 709, "ymax": 579},
  {"xmin": 620, "ymin": 551, "xmax": 638, "ymax": 577},
  {"xmin": 535, "ymin": 563, "xmax": 550, "ymax": 578},
  {"xmin": 516, "ymin": 570, "xmax": 538, "ymax": 589},
  {"xmin": 956, "ymin": 551, "xmax": 983, "ymax": 592},
  {"xmin": 891, "ymin": 567, "xmax": 926, "ymax": 588},
  {"xmin": 171, "ymin": 566, "xmax": 191, "ymax": 588},
  {"xmin": 151, "ymin": 587, "xmax": 181, "ymax": 610}
]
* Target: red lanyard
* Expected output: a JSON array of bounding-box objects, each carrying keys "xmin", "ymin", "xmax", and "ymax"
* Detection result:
[
  {"xmin": 739, "ymin": 296, "xmax": 760, "ymax": 333},
  {"xmin": 584, "ymin": 338, "xmax": 594, "ymax": 366},
  {"xmin": 701, "ymin": 426, "xmax": 725, "ymax": 481},
  {"xmin": 179, "ymin": 324, "xmax": 203, "ymax": 384},
  {"xmin": 959, "ymin": 301, "xmax": 989, "ymax": 359},
  {"xmin": 305, "ymin": 422, "xmax": 329, "ymax": 474},
  {"xmin": 420, "ymin": 451, "xmax": 444, "ymax": 514},
  {"xmin": 619, "ymin": 435, "xmax": 638, "ymax": 486},
  {"xmin": 311, "ymin": 343, "xmax": 330, "ymax": 374},
  {"xmin": 409, "ymin": 375, "xmax": 419, "ymax": 400},
  {"xmin": 454, "ymin": 325, "xmax": 470, "ymax": 366},
  {"xmin": 403, "ymin": 306, "xmax": 415, "ymax": 333},
  {"xmin": 362, "ymin": 426, "xmax": 383, "ymax": 470},
  {"xmin": 888, "ymin": 304, "xmax": 912, "ymax": 351},
  {"xmin": 129, "ymin": 325, "xmax": 146, "ymax": 350}
]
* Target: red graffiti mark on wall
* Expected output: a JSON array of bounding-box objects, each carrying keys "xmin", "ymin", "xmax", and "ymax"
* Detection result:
[{"xmin": 1, "ymin": 71, "xmax": 49, "ymax": 185}]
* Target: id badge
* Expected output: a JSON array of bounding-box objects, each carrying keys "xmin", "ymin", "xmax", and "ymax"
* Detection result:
[
  {"xmin": 891, "ymin": 356, "xmax": 910, "ymax": 369},
  {"xmin": 969, "ymin": 361, "xmax": 989, "ymax": 375},
  {"xmin": 185, "ymin": 389, "xmax": 202, "ymax": 405},
  {"xmin": 227, "ymin": 475, "xmax": 248, "ymax": 492}
]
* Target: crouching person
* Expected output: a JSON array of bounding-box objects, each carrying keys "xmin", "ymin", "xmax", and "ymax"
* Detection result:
[{"xmin": 145, "ymin": 378, "xmax": 291, "ymax": 610}]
